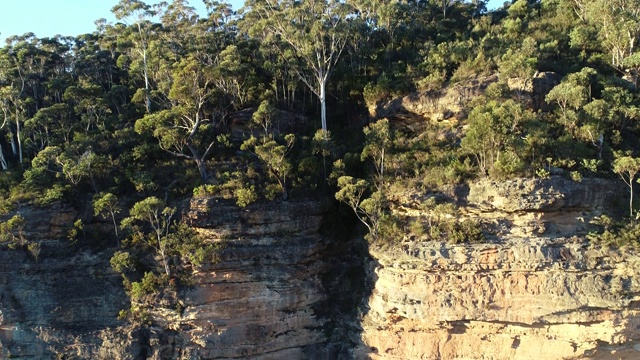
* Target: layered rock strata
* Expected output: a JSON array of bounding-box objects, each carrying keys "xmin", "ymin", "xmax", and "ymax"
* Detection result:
[
  {"xmin": 174, "ymin": 198, "xmax": 333, "ymax": 359},
  {"xmin": 0, "ymin": 199, "xmax": 336, "ymax": 359},
  {"xmin": 3, "ymin": 177, "xmax": 640, "ymax": 360},
  {"xmin": 359, "ymin": 177, "xmax": 640, "ymax": 359}
]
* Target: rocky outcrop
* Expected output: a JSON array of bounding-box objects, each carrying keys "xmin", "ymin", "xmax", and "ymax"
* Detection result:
[
  {"xmin": 169, "ymin": 198, "xmax": 335, "ymax": 359},
  {"xmin": 0, "ymin": 199, "xmax": 339, "ymax": 359},
  {"xmin": 3, "ymin": 178, "xmax": 640, "ymax": 360},
  {"xmin": 358, "ymin": 176, "xmax": 640, "ymax": 359},
  {"xmin": 370, "ymin": 75, "xmax": 499, "ymax": 126},
  {"xmin": 0, "ymin": 204, "xmax": 134, "ymax": 359}
]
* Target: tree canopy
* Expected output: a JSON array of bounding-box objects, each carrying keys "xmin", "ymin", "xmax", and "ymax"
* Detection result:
[{"xmin": 0, "ymin": 0, "xmax": 639, "ymax": 252}]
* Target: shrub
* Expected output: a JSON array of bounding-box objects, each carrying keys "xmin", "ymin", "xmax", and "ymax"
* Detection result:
[
  {"xmin": 27, "ymin": 242, "xmax": 42, "ymax": 262},
  {"xmin": 193, "ymin": 184, "xmax": 219, "ymax": 197},
  {"xmin": 409, "ymin": 219, "xmax": 425, "ymax": 239},
  {"xmin": 588, "ymin": 216, "xmax": 640, "ymax": 247},
  {"xmin": 570, "ymin": 171, "xmax": 582, "ymax": 182},
  {"xmin": 235, "ymin": 185, "xmax": 258, "ymax": 207},
  {"xmin": 110, "ymin": 251, "xmax": 135, "ymax": 274},
  {"xmin": 129, "ymin": 272, "xmax": 163, "ymax": 301}
]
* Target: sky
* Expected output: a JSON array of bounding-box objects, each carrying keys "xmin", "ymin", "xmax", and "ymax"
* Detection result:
[
  {"xmin": 0, "ymin": 0, "xmax": 505, "ymax": 45},
  {"xmin": 0, "ymin": 0, "xmax": 244, "ymax": 44}
]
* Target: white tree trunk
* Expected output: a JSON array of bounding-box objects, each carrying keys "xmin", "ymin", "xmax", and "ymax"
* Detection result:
[
  {"xmin": 143, "ymin": 48, "xmax": 151, "ymax": 113},
  {"xmin": 15, "ymin": 116, "xmax": 22, "ymax": 165},
  {"xmin": 0, "ymin": 143, "xmax": 8, "ymax": 170},
  {"xmin": 320, "ymin": 80, "xmax": 327, "ymax": 132}
]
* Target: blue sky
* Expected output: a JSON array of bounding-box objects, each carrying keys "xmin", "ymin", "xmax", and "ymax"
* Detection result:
[
  {"xmin": 0, "ymin": 0, "xmax": 244, "ymax": 44},
  {"xmin": 1, "ymin": 0, "xmax": 505, "ymax": 45}
]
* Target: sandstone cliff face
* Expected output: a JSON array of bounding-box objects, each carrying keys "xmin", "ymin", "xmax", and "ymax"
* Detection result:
[
  {"xmin": 0, "ymin": 199, "xmax": 342, "ymax": 359},
  {"xmin": 0, "ymin": 203, "xmax": 138, "ymax": 359},
  {"xmin": 171, "ymin": 198, "xmax": 335, "ymax": 359},
  {"xmin": 358, "ymin": 177, "xmax": 640, "ymax": 359},
  {"xmin": 2, "ymin": 177, "xmax": 640, "ymax": 360}
]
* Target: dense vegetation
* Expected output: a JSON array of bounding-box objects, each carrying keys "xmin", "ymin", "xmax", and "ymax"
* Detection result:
[{"xmin": 2, "ymin": 0, "xmax": 640, "ymax": 315}]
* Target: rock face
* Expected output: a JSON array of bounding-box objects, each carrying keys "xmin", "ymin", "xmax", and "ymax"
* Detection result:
[
  {"xmin": 358, "ymin": 176, "xmax": 640, "ymax": 359},
  {"xmin": 2, "ymin": 178, "xmax": 640, "ymax": 359},
  {"xmin": 171, "ymin": 198, "xmax": 335, "ymax": 359},
  {"xmin": 0, "ymin": 199, "xmax": 340, "ymax": 359},
  {"xmin": 0, "ymin": 204, "xmax": 137, "ymax": 359},
  {"xmin": 370, "ymin": 75, "xmax": 499, "ymax": 126}
]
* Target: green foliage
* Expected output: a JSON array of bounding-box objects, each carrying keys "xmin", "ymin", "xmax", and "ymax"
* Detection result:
[
  {"xmin": 67, "ymin": 219, "xmax": 85, "ymax": 243},
  {"xmin": 193, "ymin": 184, "xmax": 219, "ymax": 198},
  {"xmin": 1, "ymin": 214, "xmax": 45, "ymax": 260},
  {"xmin": 613, "ymin": 155, "xmax": 640, "ymax": 218},
  {"xmin": 461, "ymin": 99, "xmax": 537, "ymax": 177},
  {"xmin": 129, "ymin": 272, "xmax": 163, "ymax": 301},
  {"xmin": 241, "ymin": 134, "xmax": 296, "ymax": 200},
  {"xmin": 408, "ymin": 201, "xmax": 485, "ymax": 244},
  {"xmin": 110, "ymin": 250, "xmax": 135, "ymax": 274},
  {"xmin": 115, "ymin": 196, "xmax": 221, "ymax": 324},
  {"xmin": 335, "ymin": 176, "xmax": 393, "ymax": 242},
  {"xmin": 570, "ymin": 171, "xmax": 583, "ymax": 182},
  {"xmin": 27, "ymin": 242, "xmax": 41, "ymax": 261},
  {"xmin": 252, "ymin": 100, "xmax": 277, "ymax": 135},
  {"xmin": 498, "ymin": 37, "xmax": 538, "ymax": 98},
  {"xmin": 0, "ymin": 215, "xmax": 27, "ymax": 247},
  {"xmin": 363, "ymin": 73, "xmax": 412, "ymax": 108},
  {"xmin": 588, "ymin": 216, "xmax": 640, "ymax": 247},
  {"xmin": 235, "ymin": 186, "xmax": 258, "ymax": 208},
  {"xmin": 362, "ymin": 119, "xmax": 392, "ymax": 184},
  {"xmin": 93, "ymin": 192, "xmax": 121, "ymax": 243}
]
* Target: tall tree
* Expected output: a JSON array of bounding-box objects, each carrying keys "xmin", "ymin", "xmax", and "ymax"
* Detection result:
[
  {"xmin": 245, "ymin": 0, "xmax": 351, "ymax": 131},
  {"xmin": 121, "ymin": 196, "xmax": 175, "ymax": 276},
  {"xmin": 134, "ymin": 55, "xmax": 218, "ymax": 180},
  {"xmin": 111, "ymin": 0, "xmax": 159, "ymax": 113},
  {"xmin": 613, "ymin": 155, "xmax": 640, "ymax": 218},
  {"xmin": 583, "ymin": 0, "xmax": 640, "ymax": 74}
]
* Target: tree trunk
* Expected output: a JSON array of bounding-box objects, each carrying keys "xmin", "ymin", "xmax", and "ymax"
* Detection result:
[
  {"xmin": 15, "ymin": 116, "xmax": 22, "ymax": 165},
  {"xmin": 0, "ymin": 143, "xmax": 7, "ymax": 170},
  {"xmin": 186, "ymin": 142, "xmax": 207, "ymax": 181},
  {"xmin": 196, "ymin": 157, "xmax": 207, "ymax": 181},
  {"xmin": 158, "ymin": 236, "xmax": 171, "ymax": 277},
  {"xmin": 111, "ymin": 213, "xmax": 120, "ymax": 247},
  {"xmin": 143, "ymin": 49, "xmax": 151, "ymax": 113},
  {"xmin": 320, "ymin": 80, "xmax": 327, "ymax": 131},
  {"xmin": 630, "ymin": 182, "xmax": 634, "ymax": 218}
]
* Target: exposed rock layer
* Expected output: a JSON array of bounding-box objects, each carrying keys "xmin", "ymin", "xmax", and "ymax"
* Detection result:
[
  {"xmin": 2, "ymin": 178, "xmax": 640, "ymax": 360},
  {"xmin": 359, "ymin": 177, "xmax": 640, "ymax": 359},
  {"xmin": 0, "ymin": 199, "xmax": 339, "ymax": 359}
]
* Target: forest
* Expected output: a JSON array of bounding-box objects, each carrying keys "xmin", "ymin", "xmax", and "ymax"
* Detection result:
[{"xmin": 1, "ymin": 0, "xmax": 640, "ymax": 319}]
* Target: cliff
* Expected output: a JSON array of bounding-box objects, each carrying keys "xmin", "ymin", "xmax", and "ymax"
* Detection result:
[
  {"xmin": 0, "ymin": 199, "xmax": 344, "ymax": 359},
  {"xmin": 2, "ymin": 177, "xmax": 640, "ymax": 359},
  {"xmin": 358, "ymin": 177, "xmax": 640, "ymax": 359}
]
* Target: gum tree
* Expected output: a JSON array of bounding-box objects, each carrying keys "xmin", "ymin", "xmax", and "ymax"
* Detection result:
[
  {"xmin": 121, "ymin": 196, "xmax": 175, "ymax": 276},
  {"xmin": 613, "ymin": 155, "xmax": 640, "ymax": 218},
  {"xmin": 111, "ymin": 0, "xmax": 158, "ymax": 113},
  {"xmin": 93, "ymin": 192, "xmax": 122, "ymax": 246},
  {"xmin": 245, "ymin": 0, "xmax": 351, "ymax": 131}
]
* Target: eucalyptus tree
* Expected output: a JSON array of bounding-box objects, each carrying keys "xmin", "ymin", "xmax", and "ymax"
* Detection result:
[
  {"xmin": 93, "ymin": 192, "xmax": 122, "ymax": 246},
  {"xmin": 159, "ymin": 0, "xmax": 199, "ymax": 60},
  {"xmin": 63, "ymin": 83, "xmax": 111, "ymax": 134},
  {"xmin": 134, "ymin": 55, "xmax": 218, "ymax": 181},
  {"xmin": 111, "ymin": 0, "xmax": 160, "ymax": 113},
  {"xmin": 133, "ymin": 1, "xmax": 252, "ymax": 181},
  {"xmin": 121, "ymin": 196, "xmax": 175, "ymax": 276},
  {"xmin": 498, "ymin": 37, "xmax": 538, "ymax": 100},
  {"xmin": 613, "ymin": 155, "xmax": 640, "ymax": 218},
  {"xmin": 244, "ymin": 0, "xmax": 352, "ymax": 132},
  {"xmin": 0, "ymin": 44, "xmax": 27, "ymax": 165},
  {"xmin": 583, "ymin": 0, "xmax": 640, "ymax": 74}
]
